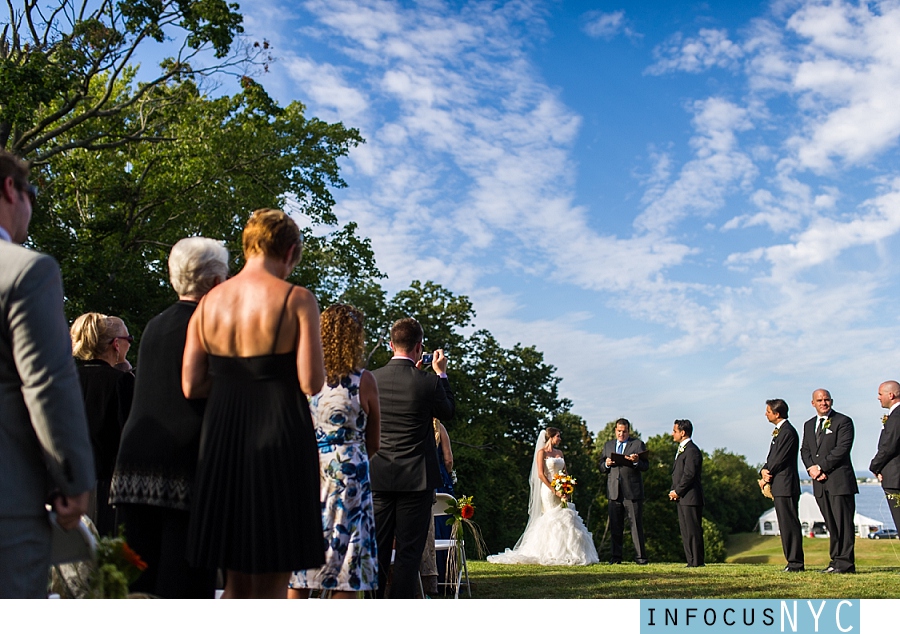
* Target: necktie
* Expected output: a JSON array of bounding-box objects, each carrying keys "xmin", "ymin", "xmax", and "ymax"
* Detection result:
[
  {"xmin": 617, "ymin": 441, "xmax": 624, "ymax": 454},
  {"xmin": 816, "ymin": 417, "xmax": 824, "ymax": 441}
]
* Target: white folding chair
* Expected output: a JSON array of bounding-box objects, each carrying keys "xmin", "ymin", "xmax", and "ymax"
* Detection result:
[{"xmin": 433, "ymin": 492, "xmax": 471, "ymax": 598}]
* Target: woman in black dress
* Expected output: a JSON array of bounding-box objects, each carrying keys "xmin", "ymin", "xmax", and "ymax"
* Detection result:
[
  {"xmin": 182, "ymin": 209, "xmax": 326, "ymax": 599},
  {"xmin": 109, "ymin": 237, "xmax": 228, "ymax": 597},
  {"xmin": 70, "ymin": 312, "xmax": 135, "ymax": 536}
]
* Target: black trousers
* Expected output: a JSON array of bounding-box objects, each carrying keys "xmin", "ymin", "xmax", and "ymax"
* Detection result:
[
  {"xmin": 373, "ymin": 489, "xmax": 433, "ymax": 599},
  {"xmin": 815, "ymin": 491, "xmax": 855, "ymax": 571},
  {"xmin": 117, "ymin": 504, "xmax": 216, "ymax": 598},
  {"xmin": 773, "ymin": 494, "xmax": 804, "ymax": 569},
  {"xmin": 883, "ymin": 487, "xmax": 900, "ymax": 533},
  {"xmin": 609, "ymin": 497, "xmax": 647, "ymax": 562},
  {"xmin": 677, "ymin": 503, "xmax": 704, "ymax": 567}
]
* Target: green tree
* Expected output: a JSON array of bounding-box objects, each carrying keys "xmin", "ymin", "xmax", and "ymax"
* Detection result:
[
  {"xmin": 1, "ymin": 0, "xmax": 250, "ymax": 160},
  {"xmin": 28, "ymin": 74, "xmax": 366, "ymax": 333}
]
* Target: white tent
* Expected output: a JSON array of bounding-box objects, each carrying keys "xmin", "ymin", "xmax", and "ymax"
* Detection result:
[{"xmin": 757, "ymin": 492, "xmax": 883, "ymax": 538}]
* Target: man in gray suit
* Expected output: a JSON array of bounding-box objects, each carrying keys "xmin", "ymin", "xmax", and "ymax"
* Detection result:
[
  {"xmin": 599, "ymin": 418, "xmax": 649, "ymax": 564},
  {"xmin": 0, "ymin": 150, "xmax": 95, "ymax": 597}
]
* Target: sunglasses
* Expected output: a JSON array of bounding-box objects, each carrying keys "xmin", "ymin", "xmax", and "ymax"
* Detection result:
[
  {"xmin": 15, "ymin": 181, "xmax": 38, "ymax": 205},
  {"xmin": 112, "ymin": 335, "xmax": 134, "ymax": 344}
]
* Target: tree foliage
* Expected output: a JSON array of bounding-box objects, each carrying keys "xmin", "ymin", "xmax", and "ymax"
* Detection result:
[{"xmin": 1, "ymin": 0, "xmax": 252, "ymax": 160}]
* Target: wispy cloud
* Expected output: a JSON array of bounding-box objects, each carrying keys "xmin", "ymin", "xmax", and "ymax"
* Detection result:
[
  {"xmin": 646, "ymin": 28, "xmax": 743, "ymax": 75},
  {"xmin": 581, "ymin": 10, "xmax": 640, "ymax": 40}
]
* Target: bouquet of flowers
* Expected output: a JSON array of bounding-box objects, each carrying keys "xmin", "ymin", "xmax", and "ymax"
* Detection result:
[
  {"xmin": 52, "ymin": 525, "xmax": 148, "ymax": 598},
  {"xmin": 551, "ymin": 472, "xmax": 577, "ymax": 507}
]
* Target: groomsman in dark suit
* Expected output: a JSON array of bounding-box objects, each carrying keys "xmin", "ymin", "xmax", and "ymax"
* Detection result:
[
  {"xmin": 599, "ymin": 418, "xmax": 649, "ymax": 564},
  {"xmin": 800, "ymin": 389, "xmax": 857, "ymax": 573},
  {"xmin": 669, "ymin": 419, "xmax": 704, "ymax": 567},
  {"xmin": 759, "ymin": 398, "xmax": 804, "ymax": 572},
  {"xmin": 871, "ymin": 381, "xmax": 900, "ymax": 534},
  {"xmin": 370, "ymin": 317, "xmax": 455, "ymax": 598}
]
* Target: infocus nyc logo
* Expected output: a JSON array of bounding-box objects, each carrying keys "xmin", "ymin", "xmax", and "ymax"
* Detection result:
[{"xmin": 641, "ymin": 600, "xmax": 859, "ymax": 634}]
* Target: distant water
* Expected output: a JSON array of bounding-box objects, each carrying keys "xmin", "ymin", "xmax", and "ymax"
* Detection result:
[{"xmin": 801, "ymin": 482, "xmax": 897, "ymax": 528}]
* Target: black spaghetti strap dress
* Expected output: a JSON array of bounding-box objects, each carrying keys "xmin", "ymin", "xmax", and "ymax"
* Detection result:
[{"xmin": 186, "ymin": 290, "xmax": 324, "ymax": 574}]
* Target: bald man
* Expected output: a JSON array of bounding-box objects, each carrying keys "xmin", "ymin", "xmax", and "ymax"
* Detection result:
[
  {"xmin": 800, "ymin": 389, "xmax": 857, "ymax": 573},
  {"xmin": 871, "ymin": 381, "xmax": 900, "ymax": 536}
]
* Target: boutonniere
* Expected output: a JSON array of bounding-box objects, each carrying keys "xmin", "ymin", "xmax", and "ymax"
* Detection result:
[
  {"xmin": 882, "ymin": 415, "xmax": 888, "ymax": 426},
  {"xmin": 772, "ymin": 427, "xmax": 780, "ymax": 438},
  {"xmin": 823, "ymin": 418, "xmax": 832, "ymax": 433},
  {"xmin": 677, "ymin": 445, "xmax": 685, "ymax": 455}
]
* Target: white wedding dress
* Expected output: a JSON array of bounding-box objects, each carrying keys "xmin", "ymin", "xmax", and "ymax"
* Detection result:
[{"xmin": 487, "ymin": 455, "xmax": 599, "ymax": 566}]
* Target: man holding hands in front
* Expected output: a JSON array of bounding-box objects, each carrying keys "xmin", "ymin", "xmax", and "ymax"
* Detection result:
[
  {"xmin": 599, "ymin": 418, "xmax": 649, "ymax": 565},
  {"xmin": 760, "ymin": 398, "xmax": 804, "ymax": 572},
  {"xmin": 669, "ymin": 419, "xmax": 704, "ymax": 567},
  {"xmin": 800, "ymin": 389, "xmax": 857, "ymax": 573}
]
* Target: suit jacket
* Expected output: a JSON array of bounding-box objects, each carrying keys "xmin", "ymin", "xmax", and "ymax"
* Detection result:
[
  {"xmin": 671, "ymin": 439, "xmax": 703, "ymax": 506},
  {"xmin": 870, "ymin": 407, "xmax": 900, "ymax": 489},
  {"xmin": 599, "ymin": 437, "xmax": 649, "ymax": 500},
  {"xmin": 800, "ymin": 410, "xmax": 858, "ymax": 497},
  {"xmin": 762, "ymin": 421, "xmax": 801, "ymax": 498},
  {"xmin": 0, "ymin": 241, "xmax": 94, "ymax": 518},
  {"xmin": 370, "ymin": 358, "xmax": 455, "ymax": 492}
]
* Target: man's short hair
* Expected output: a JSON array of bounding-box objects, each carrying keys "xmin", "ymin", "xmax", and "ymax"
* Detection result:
[
  {"xmin": 766, "ymin": 398, "xmax": 789, "ymax": 419},
  {"xmin": 390, "ymin": 317, "xmax": 423, "ymax": 352},
  {"xmin": 614, "ymin": 418, "xmax": 631, "ymax": 430},
  {"xmin": 0, "ymin": 150, "xmax": 29, "ymax": 188},
  {"xmin": 674, "ymin": 419, "xmax": 693, "ymax": 437}
]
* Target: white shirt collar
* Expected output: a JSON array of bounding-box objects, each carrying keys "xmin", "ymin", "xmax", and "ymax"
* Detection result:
[
  {"xmin": 392, "ymin": 354, "xmax": 416, "ymax": 362},
  {"xmin": 679, "ymin": 438, "xmax": 691, "ymax": 449},
  {"xmin": 0, "ymin": 226, "xmax": 11, "ymax": 242},
  {"xmin": 774, "ymin": 419, "xmax": 785, "ymax": 430},
  {"xmin": 890, "ymin": 403, "xmax": 900, "ymax": 415}
]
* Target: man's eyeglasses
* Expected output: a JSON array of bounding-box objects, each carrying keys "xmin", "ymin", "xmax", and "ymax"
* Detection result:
[
  {"xmin": 15, "ymin": 181, "xmax": 38, "ymax": 205},
  {"xmin": 112, "ymin": 335, "xmax": 134, "ymax": 344}
]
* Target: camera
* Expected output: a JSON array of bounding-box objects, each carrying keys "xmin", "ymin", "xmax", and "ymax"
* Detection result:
[{"xmin": 421, "ymin": 353, "xmax": 434, "ymax": 366}]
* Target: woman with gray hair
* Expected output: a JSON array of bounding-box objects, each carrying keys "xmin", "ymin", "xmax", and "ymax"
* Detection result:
[{"xmin": 109, "ymin": 237, "xmax": 228, "ymax": 598}]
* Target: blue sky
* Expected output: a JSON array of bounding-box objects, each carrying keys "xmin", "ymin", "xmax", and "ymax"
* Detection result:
[{"xmin": 187, "ymin": 0, "xmax": 900, "ymax": 468}]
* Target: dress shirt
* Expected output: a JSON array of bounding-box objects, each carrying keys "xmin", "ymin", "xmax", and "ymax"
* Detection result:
[{"xmin": 0, "ymin": 226, "xmax": 10, "ymax": 242}]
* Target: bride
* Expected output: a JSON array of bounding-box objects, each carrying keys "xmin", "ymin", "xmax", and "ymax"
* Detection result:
[{"xmin": 487, "ymin": 427, "xmax": 599, "ymax": 565}]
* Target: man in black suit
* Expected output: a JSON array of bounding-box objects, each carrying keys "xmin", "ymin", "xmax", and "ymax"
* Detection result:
[
  {"xmin": 871, "ymin": 381, "xmax": 900, "ymax": 535},
  {"xmin": 370, "ymin": 317, "xmax": 455, "ymax": 598},
  {"xmin": 800, "ymin": 389, "xmax": 857, "ymax": 573},
  {"xmin": 759, "ymin": 398, "xmax": 804, "ymax": 572},
  {"xmin": 669, "ymin": 419, "xmax": 704, "ymax": 567},
  {"xmin": 599, "ymin": 418, "xmax": 649, "ymax": 564}
]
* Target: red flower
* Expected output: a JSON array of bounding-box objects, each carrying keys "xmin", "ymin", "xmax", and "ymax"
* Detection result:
[
  {"xmin": 122, "ymin": 542, "xmax": 149, "ymax": 572},
  {"xmin": 460, "ymin": 504, "xmax": 475, "ymax": 519}
]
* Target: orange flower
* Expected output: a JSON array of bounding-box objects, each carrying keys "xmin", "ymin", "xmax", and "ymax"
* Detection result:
[
  {"xmin": 461, "ymin": 504, "xmax": 475, "ymax": 519},
  {"xmin": 122, "ymin": 542, "xmax": 149, "ymax": 572}
]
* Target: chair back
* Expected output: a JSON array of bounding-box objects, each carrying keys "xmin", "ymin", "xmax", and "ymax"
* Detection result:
[{"xmin": 433, "ymin": 492, "xmax": 456, "ymax": 518}]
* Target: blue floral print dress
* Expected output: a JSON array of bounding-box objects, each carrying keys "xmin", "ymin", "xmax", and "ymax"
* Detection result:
[{"xmin": 289, "ymin": 370, "xmax": 378, "ymax": 591}]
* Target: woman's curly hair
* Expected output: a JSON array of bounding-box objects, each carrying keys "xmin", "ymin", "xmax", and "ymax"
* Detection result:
[{"xmin": 321, "ymin": 304, "xmax": 366, "ymax": 385}]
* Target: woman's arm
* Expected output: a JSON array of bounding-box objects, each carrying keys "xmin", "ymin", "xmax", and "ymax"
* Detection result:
[
  {"xmin": 438, "ymin": 422, "xmax": 453, "ymax": 471},
  {"xmin": 536, "ymin": 448, "xmax": 552, "ymax": 489},
  {"xmin": 359, "ymin": 369, "xmax": 380, "ymax": 457},
  {"xmin": 182, "ymin": 302, "xmax": 211, "ymax": 399},
  {"xmin": 291, "ymin": 286, "xmax": 325, "ymax": 396}
]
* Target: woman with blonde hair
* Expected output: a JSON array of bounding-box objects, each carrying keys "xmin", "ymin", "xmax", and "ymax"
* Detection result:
[
  {"xmin": 289, "ymin": 303, "xmax": 381, "ymax": 598},
  {"xmin": 70, "ymin": 312, "xmax": 135, "ymax": 536},
  {"xmin": 182, "ymin": 209, "xmax": 325, "ymax": 599}
]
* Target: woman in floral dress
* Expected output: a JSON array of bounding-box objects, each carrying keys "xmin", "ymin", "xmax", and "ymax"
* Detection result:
[{"xmin": 289, "ymin": 304, "xmax": 381, "ymax": 598}]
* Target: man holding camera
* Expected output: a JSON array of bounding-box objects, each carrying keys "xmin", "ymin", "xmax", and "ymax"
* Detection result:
[{"xmin": 370, "ymin": 317, "xmax": 455, "ymax": 598}]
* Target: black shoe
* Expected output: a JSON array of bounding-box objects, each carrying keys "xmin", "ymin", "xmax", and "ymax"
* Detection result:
[
  {"xmin": 608, "ymin": 559, "xmax": 622, "ymax": 565},
  {"xmin": 782, "ymin": 566, "xmax": 804, "ymax": 572},
  {"xmin": 821, "ymin": 566, "xmax": 839, "ymax": 573},
  {"xmin": 635, "ymin": 560, "xmax": 649, "ymax": 565}
]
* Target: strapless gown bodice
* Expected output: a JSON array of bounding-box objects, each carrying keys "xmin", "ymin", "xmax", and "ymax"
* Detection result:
[{"xmin": 487, "ymin": 454, "xmax": 599, "ymax": 566}]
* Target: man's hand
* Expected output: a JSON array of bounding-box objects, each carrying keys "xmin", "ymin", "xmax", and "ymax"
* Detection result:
[
  {"xmin": 807, "ymin": 464, "xmax": 822, "ymax": 480},
  {"xmin": 878, "ymin": 473, "xmax": 884, "ymax": 482},
  {"xmin": 669, "ymin": 490, "xmax": 679, "ymax": 501},
  {"xmin": 625, "ymin": 453, "xmax": 639, "ymax": 463},
  {"xmin": 432, "ymin": 349, "xmax": 448, "ymax": 374},
  {"xmin": 52, "ymin": 491, "xmax": 90, "ymax": 531},
  {"xmin": 760, "ymin": 468, "xmax": 772, "ymax": 483},
  {"xmin": 605, "ymin": 457, "xmax": 614, "ymax": 467}
]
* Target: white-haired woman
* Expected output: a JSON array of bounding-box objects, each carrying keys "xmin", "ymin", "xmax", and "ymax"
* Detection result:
[
  {"xmin": 109, "ymin": 237, "xmax": 228, "ymax": 598},
  {"xmin": 71, "ymin": 312, "xmax": 136, "ymax": 537}
]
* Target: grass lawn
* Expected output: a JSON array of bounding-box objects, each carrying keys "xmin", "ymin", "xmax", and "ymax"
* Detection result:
[{"xmin": 457, "ymin": 534, "xmax": 900, "ymax": 599}]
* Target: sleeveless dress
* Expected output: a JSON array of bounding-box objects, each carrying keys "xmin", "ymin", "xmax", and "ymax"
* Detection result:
[
  {"xmin": 487, "ymin": 456, "xmax": 599, "ymax": 565},
  {"xmin": 288, "ymin": 370, "xmax": 378, "ymax": 591},
  {"xmin": 185, "ymin": 291, "xmax": 324, "ymax": 574}
]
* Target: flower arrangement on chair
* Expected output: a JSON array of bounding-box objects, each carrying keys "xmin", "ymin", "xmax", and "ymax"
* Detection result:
[
  {"xmin": 52, "ymin": 525, "xmax": 148, "ymax": 598},
  {"xmin": 442, "ymin": 495, "xmax": 487, "ymax": 595}
]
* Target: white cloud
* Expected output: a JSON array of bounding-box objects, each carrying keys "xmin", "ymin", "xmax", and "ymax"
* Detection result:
[
  {"xmin": 646, "ymin": 28, "xmax": 743, "ymax": 75},
  {"xmin": 581, "ymin": 10, "xmax": 639, "ymax": 40}
]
